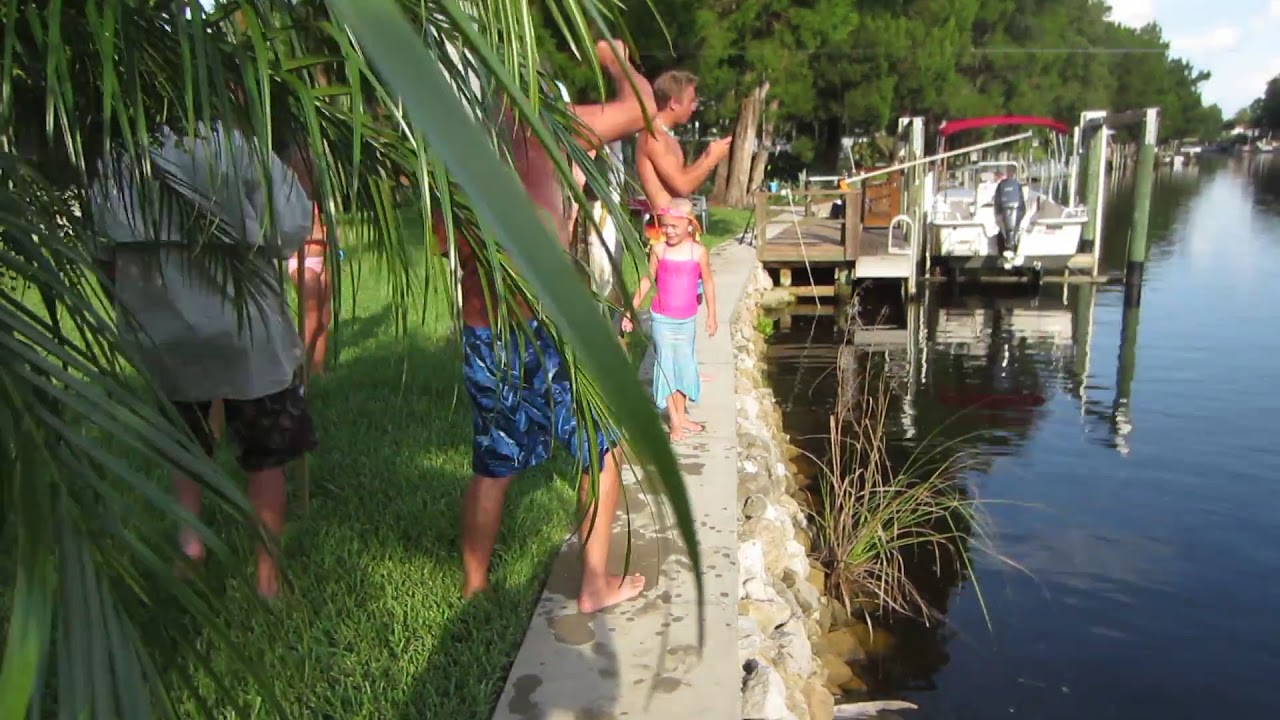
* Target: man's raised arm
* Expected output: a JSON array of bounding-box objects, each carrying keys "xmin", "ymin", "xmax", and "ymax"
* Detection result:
[
  {"xmin": 641, "ymin": 132, "xmax": 733, "ymax": 198},
  {"xmin": 566, "ymin": 39, "xmax": 656, "ymax": 149}
]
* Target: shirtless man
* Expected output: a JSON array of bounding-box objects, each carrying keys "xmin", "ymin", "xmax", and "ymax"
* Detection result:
[
  {"xmin": 435, "ymin": 39, "xmax": 657, "ymax": 614},
  {"xmin": 635, "ymin": 70, "xmax": 733, "ymax": 231},
  {"xmin": 635, "ymin": 71, "xmax": 728, "ymax": 383}
]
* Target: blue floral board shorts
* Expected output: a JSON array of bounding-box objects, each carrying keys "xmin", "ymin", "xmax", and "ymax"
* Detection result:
[{"xmin": 462, "ymin": 319, "xmax": 618, "ymax": 479}]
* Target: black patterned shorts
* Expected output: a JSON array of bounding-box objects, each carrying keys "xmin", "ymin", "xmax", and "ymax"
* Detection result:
[{"xmin": 174, "ymin": 382, "xmax": 319, "ymax": 472}]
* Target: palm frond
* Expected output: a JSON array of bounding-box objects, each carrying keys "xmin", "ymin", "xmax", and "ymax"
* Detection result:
[{"xmin": 2, "ymin": 0, "xmax": 702, "ymax": 715}]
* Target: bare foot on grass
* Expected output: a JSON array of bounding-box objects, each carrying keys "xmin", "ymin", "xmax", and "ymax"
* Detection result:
[
  {"xmin": 256, "ymin": 553, "xmax": 280, "ymax": 600},
  {"xmin": 462, "ymin": 579, "xmax": 488, "ymax": 599},
  {"xmin": 578, "ymin": 573, "xmax": 647, "ymax": 614},
  {"xmin": 174, "ymin": 530, "xmax": 205, "ymax": 579}
]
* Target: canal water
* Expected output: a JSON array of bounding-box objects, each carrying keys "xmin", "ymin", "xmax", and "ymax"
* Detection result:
[{"xmin": 763, "ymin": 155, "xmax": 1280, "ymax": 719}]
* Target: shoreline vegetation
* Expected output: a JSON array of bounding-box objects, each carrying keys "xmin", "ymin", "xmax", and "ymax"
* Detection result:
[{"xmin": 734, "ymin": 270, "xmax": 999, "ymax": 719}]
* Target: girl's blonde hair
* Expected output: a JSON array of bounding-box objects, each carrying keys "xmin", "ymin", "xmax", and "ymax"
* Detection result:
[
  {"xmin": 664, "ymin": 197, "xmax": 695, "ymax": 217},
  {"xmin": 657, "ymin": 198, "xmax": 702, "ymax": 239}
]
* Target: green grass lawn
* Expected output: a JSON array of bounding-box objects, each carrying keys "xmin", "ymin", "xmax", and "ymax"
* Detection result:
[
  {"xmin": 119, "ymin": 251, "xmax": 577, "ymax": 718},
  {"xmin": 700, "ymin": 206, "xmax": 754, "ymax": 251},
  {"xmin": 5, "ymin": 205, "xmax": 751, "ymax": 718}
]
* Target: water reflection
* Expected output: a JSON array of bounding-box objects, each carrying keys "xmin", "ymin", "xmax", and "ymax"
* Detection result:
[
  {"xmin": 766, "ymin": 281, "xmax": 1137, "ymax": 466},
  {"xmin": 766, "ymin": 283, "xmax": 1131, "ymax": 694},
  {"xmin": 1238, "ymin": 153, "xmax": 1278, "ymax": 216},
  {"xmin": 764, "ymin": 157, "xmax": 1280, "ymax": 718}
]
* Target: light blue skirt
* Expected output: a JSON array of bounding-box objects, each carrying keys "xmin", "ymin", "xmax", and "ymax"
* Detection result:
[{"xmin": 650, "ymin": 310, "xmax": 700, "ymax": 409}]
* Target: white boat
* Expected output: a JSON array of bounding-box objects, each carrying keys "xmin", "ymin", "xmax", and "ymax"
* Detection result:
[{"xmin": 927, "ymin": 160, "xmax": 1088, "ymax": 273}]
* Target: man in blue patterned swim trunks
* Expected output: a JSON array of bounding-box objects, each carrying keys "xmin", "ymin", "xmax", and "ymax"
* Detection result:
[{"xmin": 437, "ymin": 40, "xmax": 656, "ymax": 614}]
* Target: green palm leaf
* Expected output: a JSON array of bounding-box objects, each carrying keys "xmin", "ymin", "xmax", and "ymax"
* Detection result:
[{"xmin": 3, "ymin": 0, "xmax": 700, "ymax": 715}]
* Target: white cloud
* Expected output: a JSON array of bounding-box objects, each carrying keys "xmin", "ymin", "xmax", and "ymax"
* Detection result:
[
  {"xmin": 1213, "ymin": 55, "xmax": 1280, "ymax": 111},
  {"xmin": 1271, "ymin": 0, "xmax": 1280, "ymax": 20},
  {"xmin": 1171, "ymin": 25, "xmax": 1242, "ymax": 53},
  {"xmin": 1244, "ymin": 57, "xmax": 1280, "ymax": 93},
  {"xmin": 1106, "ymin": 0, "xmax": 1156, "ymax": 27}
]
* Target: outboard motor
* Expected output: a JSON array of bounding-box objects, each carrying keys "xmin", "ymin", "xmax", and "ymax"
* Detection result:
[{"xmin": 993, "ymin": 177, "xmax": 1026, "ymax": 261}]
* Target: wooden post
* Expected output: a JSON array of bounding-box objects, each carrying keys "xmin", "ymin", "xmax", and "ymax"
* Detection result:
[
  {"xmin": 842, "ymin": 186, "xmax": 862, "ymax": 262},
  {"xmin": 754, "ymin": 190, "xmax": 768, "ymax": 258},
  {"xmin": 1124, "ymin": 108, "xmax": 1159, "ymax": 308}
]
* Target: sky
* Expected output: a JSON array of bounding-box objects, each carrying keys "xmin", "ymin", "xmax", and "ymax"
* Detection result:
[{"xmin": 1106, "ymin": 0, "xmax": 1280, "ymax": 114}]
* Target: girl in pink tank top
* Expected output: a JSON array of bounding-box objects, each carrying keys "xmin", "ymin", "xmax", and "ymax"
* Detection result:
[{"xmin": 621, "ymin": 200, "xmax": 718, "ymax": 441}]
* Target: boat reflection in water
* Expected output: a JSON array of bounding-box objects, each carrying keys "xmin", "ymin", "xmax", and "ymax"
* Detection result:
[{"xmin": 763, "ymin": 277, "xmax": 1140, "ymax": 695}]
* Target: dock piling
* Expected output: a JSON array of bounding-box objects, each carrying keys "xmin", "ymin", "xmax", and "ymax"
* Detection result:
[
  {"xmin": 1124, "ymin": 108, "xmax": 1160, "ymax": 307},
  {"xmin": 1078, "ymin": 111, "xmax": 1109, "ymax": 276}
]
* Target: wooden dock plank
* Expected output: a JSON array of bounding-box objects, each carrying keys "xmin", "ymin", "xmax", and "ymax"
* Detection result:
[{"xmin": 759, "ymin": 242, "xmax": 848, "ymax": 264}]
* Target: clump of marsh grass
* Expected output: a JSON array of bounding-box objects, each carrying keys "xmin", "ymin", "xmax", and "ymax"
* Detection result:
[{"xmin": 805, "ymin": 298, "xmax": 1001, "ymax": 626}]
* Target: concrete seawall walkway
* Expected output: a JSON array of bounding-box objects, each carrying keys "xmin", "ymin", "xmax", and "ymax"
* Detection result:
[{"xmin": 491, "ymin": 240, "xmax": 759, "ymax": 719}]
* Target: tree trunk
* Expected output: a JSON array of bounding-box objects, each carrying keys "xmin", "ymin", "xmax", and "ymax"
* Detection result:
[
  {"xmin": 710, "ymin": 153, "xmax": 731, "ymax": 204},
  {"xmin": 747, "ymin": 99, "xmax": 781, "ymax": 194},
  {"xmin": 723, "ymin": 81, "xmax": 770, "ymax": 208}
]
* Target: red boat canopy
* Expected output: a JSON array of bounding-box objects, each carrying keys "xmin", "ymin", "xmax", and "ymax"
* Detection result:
[{"xmin": 938, "ymin": 115, "xmax": 1070, "ymax": 137}]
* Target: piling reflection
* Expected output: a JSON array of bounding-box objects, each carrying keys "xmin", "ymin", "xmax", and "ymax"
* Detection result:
[
  {"xmin": 763, "ymin": 276, "xmax": 1146, "ymax": 695},
  {"xmin": 1238, "ymin": 153, "xmax": 1278, "ymax": 216}
]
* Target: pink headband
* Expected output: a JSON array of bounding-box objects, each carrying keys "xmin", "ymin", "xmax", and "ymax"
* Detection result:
[{"xmin": 657, "ymin": 207, "xmax": 692, "ymax": 219}]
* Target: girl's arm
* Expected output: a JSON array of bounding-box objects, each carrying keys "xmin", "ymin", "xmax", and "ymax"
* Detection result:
[
  {"xmin": 632, "ymin": 246, "xmax": 660, "ymax": 309},
  {"xmin": 698, "ymin": 245, "xmax": 717, "ymax": 336},
  {"xmin": 622, "ymin": 246, "xmax": 660, "ymax": 332}
]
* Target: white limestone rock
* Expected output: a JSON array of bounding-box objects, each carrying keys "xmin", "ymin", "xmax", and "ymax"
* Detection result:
[
  {"xmin": 789, "ymin": 572, "xmax": 824, "ymax": 616},
  {"xmin": 742, "ymin": 515, "xmax": 792, "ymax": 578},
  {"xmin": 741, "ymin": 595, "xmax": 792, "ymax": 634},
  {"xmin": 783, "ymin": 539, "xmax": 812, "ymax": 588},
  {"xmin": 741, "ymin": 659, "xmax": 796, "ymax": 720},
  {"xmin": 738, "ymin": 615, "xmax": 766, "ymax": 662},
  {"xmin": 770, "ymin": 616, "xmax": 815, "ymax": 680},
  {"xmin": 742, "ymin": 494, "xmax": 770, "ymax": 520},
  {"xmin": 739, "ymin": 540, "xmax": 770, "ymax": 600}
]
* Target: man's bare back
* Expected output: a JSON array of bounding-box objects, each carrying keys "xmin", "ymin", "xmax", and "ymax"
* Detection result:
[{"xmin": 435, "ymin": 40, "xmax": 655, "ymax": 328}]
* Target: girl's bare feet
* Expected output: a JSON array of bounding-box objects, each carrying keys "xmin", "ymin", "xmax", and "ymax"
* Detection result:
[
  {"xmin": 669, "ymin": 428, "xmax": 684, "ymax": 443},
  {"xmin": 578, "ymin": 573, "xmax": 647, "ymax": 614},
  {"xmin": 682, "ymin": 419, "xmax": 704, "ymax": 434}
]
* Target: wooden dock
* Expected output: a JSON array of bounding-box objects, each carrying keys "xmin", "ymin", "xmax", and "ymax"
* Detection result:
[{"xmin": 755, "ymin": 178, "xmax": 916, "ymax": 290}]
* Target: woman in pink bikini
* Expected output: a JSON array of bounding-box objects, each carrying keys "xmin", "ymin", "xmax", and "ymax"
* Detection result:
[
  {"xmin": 622, "ymin": 198, "xmax": 717, "ymax": 441},
  {"xmin": 284, "ymin": 147, "xmax": 333, "ymax": 376}
]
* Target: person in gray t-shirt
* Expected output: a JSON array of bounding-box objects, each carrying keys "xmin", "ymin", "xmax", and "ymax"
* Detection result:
[{"xmin": 92, "ymin": 122, "xmax": 317, "ymax": 598}]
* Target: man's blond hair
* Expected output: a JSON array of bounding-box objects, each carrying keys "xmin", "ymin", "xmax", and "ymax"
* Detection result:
[{"xmin": 653, "ymin": 70, "xmax": 698, "ymax": 110}]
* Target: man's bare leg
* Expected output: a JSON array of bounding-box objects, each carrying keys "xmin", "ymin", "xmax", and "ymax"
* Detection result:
[
  {"xmin": 577, "ymin": 448, "xmax": 646, "ymax": 613},
  {"xmin": 247, "ymin": 467, "xmax": 288, "ymax": 599},
  {"xmin": 173, "ymin": 473, "xmax": 205, "ymax": 563},
  {"xmin": 461, "ymin": 474, "xmax": 512, "ymax": 598}
]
